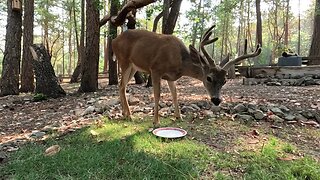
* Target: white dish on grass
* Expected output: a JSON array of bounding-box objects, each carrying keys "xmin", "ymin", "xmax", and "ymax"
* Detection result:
[{"xmin": 152, "ymin": 127, "xmax": 187, "ymax": 138}]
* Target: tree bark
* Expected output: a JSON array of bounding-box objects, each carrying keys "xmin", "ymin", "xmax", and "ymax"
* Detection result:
[
  {"xmin": 79, "ymin": 0, "xmax": 100, "ymax": 92},
  {"xmin": 70, "ymin": 0, "xmax": 85, "ymax": 83},
  {"xmin": 29, "ymin": 44, "xmax": 66, "ymax": 98},
  {"xmin": 0, "ymin": 0, "xmax": 22, "ymax": 96},
  {"xmin": 108, "ymin": 0, "xmax": 119, "ymax": 85},
  {"xmin": 126, "ymin": 9, "xmax": 145, "ymax": 84},
  {"xmin": 256, "ymin": 0, "xmax": 262, "ymax": 46},
  {"xmin": 308, "ymin": 0, "xmax": 320, "ymax": 65},
  {"xmin": 20, "ymin": 0, "xmax": 35, "ymax": 93}
]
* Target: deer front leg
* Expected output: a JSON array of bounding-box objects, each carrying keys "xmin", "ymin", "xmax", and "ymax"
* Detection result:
[
  {"xmin": 151, "ymin": 73, "xmax": 161, "ymax": 128},
  {"xmin": 167, "ymin": 81, "xmax": 182, "ymax": 120},
  {"xmin": 119, "ymin": 64, "xmax": 136, "ymax": 120}
]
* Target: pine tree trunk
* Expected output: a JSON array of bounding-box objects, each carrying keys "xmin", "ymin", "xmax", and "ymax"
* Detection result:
[
  {"xmin": 29, "ymin": 44, "xmax": 66, "ymax": 98},
  {"xmin": 0, "ymin": 0, "xmax": 22, "ymax": 96},
  {"xmin": 108, "ymin": 0, "xmax": 119, "ymax": 85},
  {"xmin": 20, "ymin": 0, "xmax": 35, "ymax": 93},
  {"xmin": 308, "ymin": 0, "xmax": 320, "ymax": 65},
  {"xmin": 79, "ymin": 0, "xmax": 100, "ymax": 92},
  {"xmin": 70, "ymin": 0, "xmax": 85, "ymax": 83}
]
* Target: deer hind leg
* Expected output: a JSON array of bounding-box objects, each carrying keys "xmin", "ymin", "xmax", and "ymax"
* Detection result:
[
  {"xmin": 119, "ymin": 63, "xmax": 137, "ymax": 119},
  {"xmin": 151, "ymin": 72, "xmax": 161, "ymax": 127},
  {"xmin": 167, "ymin": 81, "xmax": 182, "ymax": 120}
]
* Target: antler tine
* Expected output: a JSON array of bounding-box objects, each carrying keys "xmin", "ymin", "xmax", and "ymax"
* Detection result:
[
  {"xmin": 222, "ymin": 42, "xmax": 262, "ymax": 70},
  {"xmin": 200, "ymin": 25, "xmax": 218, "ymax": 67}
]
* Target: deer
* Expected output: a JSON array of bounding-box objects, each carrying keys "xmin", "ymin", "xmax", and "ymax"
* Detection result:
[{"xmin": 112, "ymin": 25, "xmax": 261, "ymax": 127}]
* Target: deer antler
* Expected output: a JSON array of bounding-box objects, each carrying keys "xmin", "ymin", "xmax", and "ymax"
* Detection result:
[
  {"xmin": 200, "ymin": 25, "xmax": 218, "ymax": 67},
  {"xmin": 222, "ymin": 39, "xmax": 262, "ymax": 70}
]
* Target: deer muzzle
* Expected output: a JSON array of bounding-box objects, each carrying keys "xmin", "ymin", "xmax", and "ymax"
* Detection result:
[{"xmin": 211, "ymin": 97, "xmax": 221, "ymax": 106}]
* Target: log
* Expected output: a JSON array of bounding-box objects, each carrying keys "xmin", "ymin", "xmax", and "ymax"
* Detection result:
[
  {"xmin": 238, "ymin": 65, "xmax": 320, "ymax": 78},
  {"xmin": 29, "ymin": 44, "xmax": 66, "ymax": 98}
]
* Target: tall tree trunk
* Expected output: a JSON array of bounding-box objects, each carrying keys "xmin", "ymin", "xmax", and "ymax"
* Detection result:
[
  {"xmin": 256, "ymin": 0, "xmax": 262, "ymax": 47},
  {"xmin": 126, "ymin": 9, "xmax": 145, "ymax": 84},
  {"xmin": 1, "ymin": 0, "xmax": 22, "ymax": 96},
  {"xmin": 21, "ymin": 0, "xmax": 35, "ymax": 93},
  {"xmin": 108, "ymin": 0, "xmax": 119, "ymax": 85},
  {"xmin": 308, "ymin": 0, "xmax": 320, "ymax": 65},
  {"xmin": 79, "ymin": 0, "xmax": 100, "ymax": 92},
  {"xmin": 297, "ymin": 0, "xmax": 301, "ymax": 55},
  {"xmin": 191, "ymin": 0, "xmax": 202, "ymax": 47},
  {"xmin": 284, "ymin": 0, "xmax": 290, "ymax": 47},
  {"xmin": 146, "ymin": 0, "xmax": 182, "ymax": 87},
  {"xmin": 70, "ymin": 0, "xmax": 85, "ymax": 83},
  {"xmin": 68, "ymin": 3, "xmax": 73, "ymax": 75}
]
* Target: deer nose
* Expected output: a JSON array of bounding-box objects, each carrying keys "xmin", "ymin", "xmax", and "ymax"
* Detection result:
[{"xmin": 211, "ymin": 98, "xmax": 221, "ymax": 106}]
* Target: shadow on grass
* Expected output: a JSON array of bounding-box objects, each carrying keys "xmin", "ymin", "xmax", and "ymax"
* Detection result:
[{"xmin": 0, "ymin": 120, "xmax": 211, "ymax": 179}]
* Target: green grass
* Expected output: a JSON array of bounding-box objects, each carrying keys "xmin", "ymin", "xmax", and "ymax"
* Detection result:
[{"xmin": 1, "ymin": 118, "xmax": 320, "ymax": 180}]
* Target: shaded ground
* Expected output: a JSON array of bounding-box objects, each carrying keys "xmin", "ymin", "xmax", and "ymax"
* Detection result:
[{"xmin": 0, "ymin": 77, "xmax": 319, "ymax": 159}]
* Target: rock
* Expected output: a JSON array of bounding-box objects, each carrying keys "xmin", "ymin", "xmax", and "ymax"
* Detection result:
[
  {"xmin": 234, "ymin": 104, "xmax": 247, "ymax": 113},
  {"xmin": 0, "ymin": 151, "xmax": 8, "ymax": 163},
  {"xmin": 270, "ymin": 107, "xmax": 285, "ymax": 117},
  {"xmin": 301, "ymin": 111, "xmax": 314, "ymax": 119},
  {"xmin": 295, "ymin": 114, "xmax": 308, "ymax": 121},
  {"xmin": 190, "ymin": 104, "xmax": 201, "ymax": 111},
  {"xmin": 106, "ymin": 98, "xmax": 120, "ymax": 107},
  {"xmin": 284, "ymin": 114, "xmax": 296, "ymax": 121},
  {"xmin": 266, "ymin": 82, "xmax": 281, "ymax": 86},
  {"xmin": 82, "ymin": 106, "xmax": 95, "ymax": 116},
  {"xmin": 211, "ymin": 105, "xmax": 221, "ymax": 112},
  {"xmin": 269, "ymin": 114, "xmax": 284, "ymax": 123},
  {"xmin": 315, "ymin": 113, "xmax": 320, "ymax": 124},
  {"xmin": 128, "ymin": 96, "xmax": 140, "ymax": 106},
  {"xmin": 197, "ymin": 101, "xmax": 211, "ymax": 109},
  {"xmin": 203, "ymin": 110, "xmax": 214, "ymax": 118},
  {"xmin": 87, "ymin": 98, "xmax": 97, "ymax": 104},
  {"xmin": 259, "ymin": 105, "xmax": 269, "ymax": 112},
  {"xmin": 236, "ymin": 114, "xmax": 254, "ymax": 122},
  {"xmin": 181, "ymin": 106, "xmax": 196, "ymax": 114},
  {"xmin": 279, "ymin": 105, "xmax": 290, "ymax": 113},
  {"xmin": 30, "ymin": 131, "xmax": 46, "ymax": 139},
  {"xmin": 253, "ymin": 110, "xmax": 265, "ymax": 120}
]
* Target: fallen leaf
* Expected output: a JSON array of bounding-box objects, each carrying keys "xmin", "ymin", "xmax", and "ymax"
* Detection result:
[
  {"xmin": 302, "ymin": 121, "xmax": 320, "ymax": 127},
  {"xmin": 44, "ymin": 145, "xmax": 61, "ymax": 156},
  {"xmin": 248, "ymin": 139, "xmax": 260, "ymax": 144},
  {"xmin": 270, "ymin": 125, "xmax": 282, "ymax": 129},
  {"xmin": 90, "ymin": 130, "xmax": 99, "ymax": 136},
  {"xmin": 252, "ymin": 129, "xmax": 260, "ymax": 136},
  {"xmin": 277, "ymin": 156, "xmax": 297, "ymax": 161}
]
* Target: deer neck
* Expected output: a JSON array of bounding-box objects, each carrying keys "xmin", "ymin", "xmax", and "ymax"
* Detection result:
[{"xmin": 182, "ymin": 61, "xmax": 204, "ymax": 81}]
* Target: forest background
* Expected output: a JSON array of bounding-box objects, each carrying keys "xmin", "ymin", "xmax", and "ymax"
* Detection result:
[{"xmin": 0, "ymin": 0, "xmax": 316, "ymax": 76}]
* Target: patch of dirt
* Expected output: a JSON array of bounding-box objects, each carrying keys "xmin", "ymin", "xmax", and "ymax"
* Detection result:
[{"xmin": 0, "ymin": 77, "xmax": 319, "ymax": 159}]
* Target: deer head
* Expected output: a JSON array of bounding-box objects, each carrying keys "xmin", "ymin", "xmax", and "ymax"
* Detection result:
[{"xmin": 189, "ymin": 25, "xmax": 261, "ymax": 106}]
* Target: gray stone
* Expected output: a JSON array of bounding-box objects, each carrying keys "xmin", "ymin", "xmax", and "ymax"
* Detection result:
[
  {"xmin": 211, "ymin": 105, "xmax": 221, "ymax": 112},
  {"xmin": 203, "ymin": 110, "xmax": 214, "ymax": 118},
  {"xmin": 181, "ymin": 106, "xmax": 196, "ymax": 114},
  {"xmin": 279, "ymin": 105, "xmax": 290, "ymax": 113},
  {"xmin": 269, "ymin": 114, "xmax": 284, "ymax": 123},
  {"xmin": 270, "ymin": 107, "xmax": 285, "ymax": 117},
  {"xmin": 295, "ymin": 114, "xmax": 308, "ymax": 121},
  {"xmin": 234, "ymin": 104, "xmax": 247, "ymax": 113},
  {"xmin": 301, "ymin": 111, "xmax": 314, "ymax": 119},
  {"xmin": 30, "ymin": 131, "xmax": 46, "ymax": 139},
  {"xmin": 236, "ymin": 114, "xmax": 255, "ymax": 122},
  {"xmin": 128, "ymin": 96, "xmax": 140, "ymax": 106},
  {"xmin": 106, "ymin": 98, "xmax": 120, "ymax": 107},
  {"xmin": 259, "ymin": 105, "xmax": 269, "ymax": 112},
  {"xmin": 266, "ymin": 82, "xmax": 281, "ymax": 86},
  {"xmin": 284, "ymin": 114, "xmax": 296, "ymax": 121},
  {"xmin": 253, "ymin": 110, "xmax": 265, "ymax": 120},
  {"xmin": 190, "ymin": 104, "xmax": 201, "ymax": 111},
  {"xmin": 82, "ymin": 106, "xmax": 95, "ymax": 116}
]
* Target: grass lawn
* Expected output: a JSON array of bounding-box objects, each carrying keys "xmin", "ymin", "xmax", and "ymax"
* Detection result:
[{"xmin": 1, "ymin": 117, "xmax": 319, "ymax": 179}]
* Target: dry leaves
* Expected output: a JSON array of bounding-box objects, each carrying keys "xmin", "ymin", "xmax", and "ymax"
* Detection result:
[{"xmin": 44, "ymin": 145, "xmax": 61, "ymax": 156}]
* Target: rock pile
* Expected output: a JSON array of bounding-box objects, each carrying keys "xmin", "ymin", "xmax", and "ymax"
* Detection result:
[{"xmin": 243, "ymin": 75, "xmax": 320, "ymax": 86}]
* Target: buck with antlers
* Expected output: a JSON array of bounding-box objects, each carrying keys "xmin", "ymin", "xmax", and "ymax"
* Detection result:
[{"xmin": 112, "ymin": 25, "xmax": 261, "ymax": 127}]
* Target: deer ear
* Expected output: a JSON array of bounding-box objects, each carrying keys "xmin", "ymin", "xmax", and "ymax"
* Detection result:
[{"xmin": 189, "ymin": 45, "xmax": 208, "ymax": 67}]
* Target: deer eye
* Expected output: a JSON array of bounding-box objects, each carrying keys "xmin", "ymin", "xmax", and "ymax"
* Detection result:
[{"xmin": 207, "ymin": 76, "xmax": 213, "ymax": 83}]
